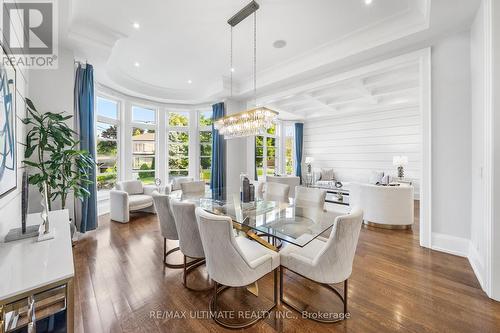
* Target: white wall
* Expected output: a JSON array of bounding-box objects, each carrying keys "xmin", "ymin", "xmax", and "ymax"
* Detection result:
[
  {"xmin": 303, "ymin": 105, "xmax": 421, "ymax": 195},
  {"xmin": 431, "ymin": 31, "xmax": 472, "ymax": 240},
  {"xmin": 0, "ymin": 1, "xmax": 30, "ymax": 238},
  {"xmin": 28, "ymin": 47, "xmax": 75, "ymax": 119},
  {"xmin": 26, "ymin": 47, "xmax": 75, "ymax": 214},
  {"xmin": 224, "ymin": 99, "xmax": 248, "ymax": 196}
]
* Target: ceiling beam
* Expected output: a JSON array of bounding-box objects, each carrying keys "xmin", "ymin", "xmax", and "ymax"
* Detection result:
[{"xmin": 301, "ymin": 93, "xmax": 337, "ymax": 112}]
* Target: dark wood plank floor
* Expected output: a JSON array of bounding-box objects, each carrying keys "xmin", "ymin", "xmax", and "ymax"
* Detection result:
[{"xmin": 72, "ymin": 204, "xmax": 500, "ymax": 332}]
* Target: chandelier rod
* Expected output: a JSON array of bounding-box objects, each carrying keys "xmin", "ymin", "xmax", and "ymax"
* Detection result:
[
  {"xmin": 230, "ymin": 26, "xmax": 233, "ymax": 98},
  {"xmin": 253, "ymin": 11, "xmax": 257, "ymax": 107}
]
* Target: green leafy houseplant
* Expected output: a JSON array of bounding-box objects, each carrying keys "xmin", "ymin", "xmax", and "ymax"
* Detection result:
[{"xmin": 22, "ymin": 98, "xmax": 95, "ymax": 210}]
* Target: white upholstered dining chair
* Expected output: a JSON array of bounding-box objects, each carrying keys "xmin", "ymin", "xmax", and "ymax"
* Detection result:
[
  {"xmin": 180, "ymin": 181, "xmax": 206, "ymax": 198},
  {"xmin": 294, "ymin": 186, "xmax": 327, "ymax": 209},
  {"xmin": 151, "ymin": 191, "xmax": 183, "ymax": 269},
  {"xmin": 170, "ymin": 200, "xmax": 211, "ymax": 291},
  {"xmin": 259, "ymin": 182, "xmax": 290, "ymax": 202},
  {"xmin": 279, "ymin": 208, "xmax": 364, "ymax": 323},
  {"xmin": 195, "ymin": 207, "xmax": 280, "ymax": 329},
  {"xmin": 170, "ymin": 176, "xmax": 194, "ymax": 191}
]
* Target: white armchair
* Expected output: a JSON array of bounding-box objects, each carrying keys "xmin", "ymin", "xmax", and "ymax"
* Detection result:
[
  {"xmin": 279, "ymin": 208, "xmax": 363, "ymax": 323},
  {"xmin": 110, "ymin": 180, "xmax": 157, "ymax": 223},
  {"xmin": 195, "ymin": 207, "xmax": 279, "ymax": 329},
  {"xmin": 349, "ymin": 183, "xmax": 414, "ymax": 229}
]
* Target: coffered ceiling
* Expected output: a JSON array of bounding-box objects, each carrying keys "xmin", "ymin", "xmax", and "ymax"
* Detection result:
[
  {"xmin": 61, "ymin": 0, "xmax": 480, "ymax": 105},
  {"xmin": 259, "ymin": 53, "xmax": 421, "ymax": 120}
]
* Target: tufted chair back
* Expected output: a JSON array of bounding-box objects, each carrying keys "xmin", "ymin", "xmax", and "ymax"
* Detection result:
[
  {"xmin": 152, "ymin": 191, "xmax": 178, "ymax": 240},
  {"xmin": 170, "ymin": 200, "xmax": 205, "ymax": 259}
]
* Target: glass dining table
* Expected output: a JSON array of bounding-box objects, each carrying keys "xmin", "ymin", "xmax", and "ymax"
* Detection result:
[{"xmin": 171, "ymin": 191, "xmax": 340, "ymax": 252}]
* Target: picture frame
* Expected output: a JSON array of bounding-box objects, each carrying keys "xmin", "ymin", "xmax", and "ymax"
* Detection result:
[{"xmin": 0, "ymin": 42, "xmax": 17, "ymax": 198}]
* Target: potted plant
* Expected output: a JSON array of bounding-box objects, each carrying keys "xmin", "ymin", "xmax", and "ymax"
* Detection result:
[{"xmin": 22, "ymin": 98, "xmax": 95, "ymax": 211}]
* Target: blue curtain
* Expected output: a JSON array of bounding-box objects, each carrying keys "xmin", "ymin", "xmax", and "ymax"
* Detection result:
[
  {"xmin": 295, "ymin": 123, "xmax": 304, "ymax": 184},
  {"xmin": 74, "ymin": 64, "xmax": 97, "ymax": 233},
  {"xmin": 211, "ymin": 102, "xmax": 225, "ymax": 200}
]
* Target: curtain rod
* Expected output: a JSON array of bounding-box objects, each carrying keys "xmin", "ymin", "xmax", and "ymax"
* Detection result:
[{"xmin": 74, "ymin": 59, "xmax": 88, "ymax": 67}]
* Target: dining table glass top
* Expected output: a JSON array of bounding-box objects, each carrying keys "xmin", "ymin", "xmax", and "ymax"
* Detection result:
[{"xmin": 171, "ymin": 191, "xmax": 339, "ymax": 248}]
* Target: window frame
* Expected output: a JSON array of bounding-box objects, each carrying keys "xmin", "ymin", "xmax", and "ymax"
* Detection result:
[
  {"xmin": 167, "ymin": 111, "xmax": 191, "ymax": 179},
  {"xmin": 282, "ymin": 122, "xmax": 296, "ymax": 176},
  {"xmin": 255, "ymin": 123, "xmax": 279, "ymax": 180},
  {"xmin": 130, "ymin": 104, "xmax": 158, "ymax": 184},
  {"xmin": 198, "ymin": 109, "xmax": 213, "ymax": 184},
  {"xmin": 95, "ymin": 96, "xmax": 121, "ymax": 194}
]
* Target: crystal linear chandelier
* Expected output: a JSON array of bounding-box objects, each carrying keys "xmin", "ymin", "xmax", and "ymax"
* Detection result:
[
  {"xmin": 214, "ymin": 107, "xmax": 278, "ymax": 138},
  {"xmin": 214, "ymin": 1, "xmax": 278, "ymax": 139}
]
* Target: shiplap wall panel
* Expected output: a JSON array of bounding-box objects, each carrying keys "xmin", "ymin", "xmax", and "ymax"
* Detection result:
[{"xmin": 303, "ymin": 106, "xmax": 421, "ymax": 196}]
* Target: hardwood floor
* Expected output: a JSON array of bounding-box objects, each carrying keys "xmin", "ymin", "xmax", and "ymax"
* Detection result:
[{"xmin": 72, "ymin": 205, "xmax": 500, "ymax": 332}]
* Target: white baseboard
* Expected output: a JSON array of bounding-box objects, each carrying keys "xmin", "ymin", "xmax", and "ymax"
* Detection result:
[
  {"xmin": 431, "ymin": 232, "xmax": 487, "ymax": 293},
  {"xmin": 431, "ymin": 232, "xmax": 470, "ymax": 257},
  {"xmin": 468, "ymin": 243, "xmax": 486, "ymax": 291}
]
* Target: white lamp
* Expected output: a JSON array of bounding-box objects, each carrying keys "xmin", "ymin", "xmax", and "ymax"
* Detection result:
[{"xmin": 393, "ymin": 156, "xmax": 408, "ymax": 178}]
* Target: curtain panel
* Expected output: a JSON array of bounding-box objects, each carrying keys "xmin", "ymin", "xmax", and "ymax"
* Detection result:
[
  {"xmin": 211, "ymin": 102, "xmax": 226, "ymax": 200},
  {"xmin": 74, "ymin": 64, "xmax": 98, "ymax": 233},
  {"xmin": 294, "ymin": 123, "xmax": 304, "ymax": 184}
]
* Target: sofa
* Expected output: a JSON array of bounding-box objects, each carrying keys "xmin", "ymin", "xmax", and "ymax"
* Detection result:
[{"xmin": 110, "ymin": 180, "xmax": 158, "ymax": 223}]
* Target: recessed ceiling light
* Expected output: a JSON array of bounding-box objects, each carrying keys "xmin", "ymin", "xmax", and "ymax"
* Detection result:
[
  {"xmin": 230, "ymin": 67, "xmax": 235, "ymax": 73},
  {"xmin": 364, "ymin": 0, "xmax": 373, "ymax": 5},
  {"xmin": 187, "ymin": 79, "xmax": 193, "ymax": 84},
  {"xmin": 273, "ymin": 40, "xmax": 287, "ymax": 49},
  {"xmin": 134, "ymin": 61, "xmax": 140, "ymax": 67},
  {"xmin": 133, "ymin": 22, "xmax": 140, "ymax": 29}
]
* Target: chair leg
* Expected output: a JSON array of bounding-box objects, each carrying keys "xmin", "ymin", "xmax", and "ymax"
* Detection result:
[
  {"xmin": 344, "ymin": 279, "xmax": 348, "ymax": 315},
  {"xmin": 279, "ymin": 266, "xmax": 284, "ymax": 302},
  {"xmin": 274, "ymin": 268, "xmax": 279, "ymax": 304},
  {"xmin": 163, "ymin": 238, "xmax": 184, "ymax": 269},
  {"xmin": 210, "ymin": 268, "xmax": 278, "ymax": 329},
  {"xmin": 182, "ymin": 255, "xmax": 212, "ymax": 291},
  {"xmin": 279, "ymin": 266, "xmax": 349, "ymax": 323}
]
